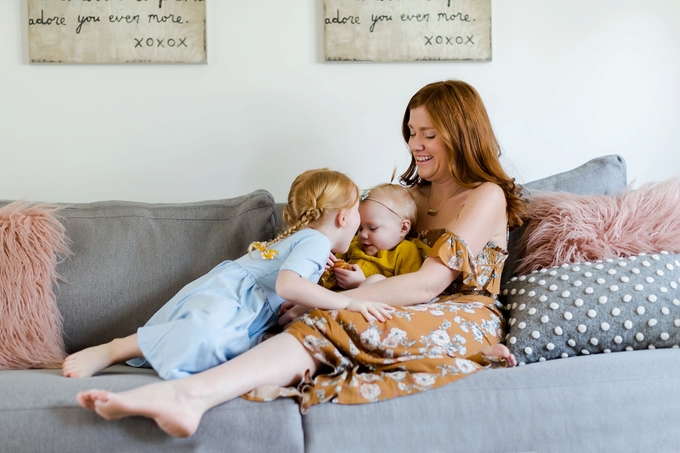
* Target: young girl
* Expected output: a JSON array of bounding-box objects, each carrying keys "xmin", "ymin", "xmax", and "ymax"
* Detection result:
[{"xmin": 63, "ymin": 168, "xmax": 394, "ymax": 381}]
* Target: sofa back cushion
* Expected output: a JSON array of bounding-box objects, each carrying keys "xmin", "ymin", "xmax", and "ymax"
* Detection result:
[{"xmin": 50, "ymin": 191, "xmax": 276, "ymax": 353}]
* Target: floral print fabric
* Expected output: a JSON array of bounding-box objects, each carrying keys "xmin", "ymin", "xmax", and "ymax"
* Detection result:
[{"xmin": 243, "ymin": 230, "xmax": 509, "ymax": 413}]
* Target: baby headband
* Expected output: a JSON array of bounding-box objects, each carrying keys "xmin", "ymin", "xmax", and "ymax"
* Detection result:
[{"xmin": 360, "ymin": 190, "xmax": 404, "ymax": 220}]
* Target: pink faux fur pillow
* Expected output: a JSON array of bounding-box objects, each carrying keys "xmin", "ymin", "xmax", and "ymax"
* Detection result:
[
  {"xmin": 0, "ymin": 201, "xmax": 70, "ymax": 369},
  {"xmin": 515, "ymin": 178, "xmax": 680, "ymax": 275}
]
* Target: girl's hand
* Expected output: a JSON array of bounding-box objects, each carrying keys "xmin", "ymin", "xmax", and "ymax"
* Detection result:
[
  {"xmin": 278, "ymin": 303, "xmax": 312, "ymax": 328},
  {"xmin": 325, "ymin": 253, "xmax": 338, "ymax": 271},
  {"xmin": 334, "ymin": 265, "xmax": 366, "ymax": 290},
  {"xmin": 346, "ymin": 299, "xmax": 395, "ymax": 323}
]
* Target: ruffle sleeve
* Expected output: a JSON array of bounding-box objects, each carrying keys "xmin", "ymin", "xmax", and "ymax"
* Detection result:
[{"xmin": 429, "ymin": 231, "xmax": 507, "ymax": 295}]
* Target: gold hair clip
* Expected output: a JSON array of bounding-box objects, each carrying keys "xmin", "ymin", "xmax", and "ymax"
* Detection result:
[{"xmin": 252, "ymin": 242, "xmax": 279, "ymax": 260}]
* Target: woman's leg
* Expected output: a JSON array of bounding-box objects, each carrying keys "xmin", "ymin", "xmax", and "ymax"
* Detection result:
[
  {"xmin": 479, "ymin": 344, "xmax": 517, "ymax": 367},
  {"xmin": 77, "ymin": 332, "xmax": 319, "ymax": 438},
  {"xmin": 63, "ymin": 334, "xmax": 142, "ymax": 378}
]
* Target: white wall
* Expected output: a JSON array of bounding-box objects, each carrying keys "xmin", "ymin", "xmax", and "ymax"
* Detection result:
[{"xmin": 2, "ymin": 1, "xmax": 679, "ymax": 203}]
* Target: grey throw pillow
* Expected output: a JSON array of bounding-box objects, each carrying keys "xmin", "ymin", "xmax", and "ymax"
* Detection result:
[{"xmin": 501, "ymin": 252, "xmax": 680, "ymax": 365}]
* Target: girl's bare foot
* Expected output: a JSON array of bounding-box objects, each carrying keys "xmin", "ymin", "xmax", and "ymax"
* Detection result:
[
  {"xmin": 77, "ymin": 383, "xmax": 204, "ymax": 438},
  {"xmin": 481, "ymin": 344, "xmax": 517, "ymax": 367},
  {"xmin": 63, "ymin": 344, "xmax": 116, "ymax": 378},
  {"xmin": 63, "ymin": 336, "xmax": 141, "ymax": 378}
]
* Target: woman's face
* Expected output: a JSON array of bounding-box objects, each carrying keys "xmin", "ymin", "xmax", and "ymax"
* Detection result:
[{"xmin": 407, "ymin": 106, "xmax": 449, "ymax": 183}]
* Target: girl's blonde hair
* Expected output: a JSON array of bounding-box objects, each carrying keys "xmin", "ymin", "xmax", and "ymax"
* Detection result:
[
  {"xmin": 249, "ymin": 168, "xmax": 360, "ymax": 256},
  {"xmin": 400, "ymin": 80, "xmax": 526, "ymax": 229}
]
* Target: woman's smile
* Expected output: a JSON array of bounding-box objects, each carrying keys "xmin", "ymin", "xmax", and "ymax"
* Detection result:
[{"xmin": 407, "ymin": 106, "xmax": 448, "ymax": 181}]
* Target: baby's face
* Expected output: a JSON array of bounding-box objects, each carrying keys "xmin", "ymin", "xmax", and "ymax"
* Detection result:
[{"xmin": 357, "ymin": 201, "xmax": 406, "ymax": 257}]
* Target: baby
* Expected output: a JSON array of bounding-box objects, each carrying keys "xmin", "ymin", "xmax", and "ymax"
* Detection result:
[{"xmin": 323, "ymin": 183, "xmax": 430, "ymax": 290}]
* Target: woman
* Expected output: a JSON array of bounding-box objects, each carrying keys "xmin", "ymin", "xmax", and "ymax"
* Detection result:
[{"xmin": 76, "ymin": 80, "xmax": 525, "ymax": 438}]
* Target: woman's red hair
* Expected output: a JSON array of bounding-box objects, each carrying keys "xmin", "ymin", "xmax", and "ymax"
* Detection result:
[{"xmin": 400, "ymin": 80, "xmax": 525, "ymax": 228}]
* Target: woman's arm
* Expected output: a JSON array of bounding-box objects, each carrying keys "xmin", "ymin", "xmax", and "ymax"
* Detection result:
[
  {"xmin": 345, "ymin": 183, "xmax": 508, "ymax": 306},
  {"xmin": 342, "ymin": 257, "xmax": 457, "ymax": 306}
]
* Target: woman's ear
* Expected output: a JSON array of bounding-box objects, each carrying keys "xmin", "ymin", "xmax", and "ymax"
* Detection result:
[{"xmin": 399, "ymin": 219, "xmax": 411, "ymax": 237}]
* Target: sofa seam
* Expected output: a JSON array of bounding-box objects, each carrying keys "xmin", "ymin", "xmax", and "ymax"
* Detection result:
[
  {"xmin": 61, "ymin": 203, "xmax": 273, "ymax": 218},
  {"xmin": 446, "ymin": 372, "xmax": 680, "ymax": 393}
]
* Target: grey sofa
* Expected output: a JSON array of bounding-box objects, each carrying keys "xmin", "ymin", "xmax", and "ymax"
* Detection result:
[{"xmin": 2, "ymin": 154, "xmax": 679, "ymax": 453}]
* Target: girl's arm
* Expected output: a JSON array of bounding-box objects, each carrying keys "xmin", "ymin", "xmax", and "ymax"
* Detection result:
[{"xmin": 276, "ymin": 270, "xmax": 394, "ymax": 322}]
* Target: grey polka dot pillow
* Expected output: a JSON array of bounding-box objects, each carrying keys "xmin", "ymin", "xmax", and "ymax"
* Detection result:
[{"xmin": 501, "ymin": 252, "xmax": 680, "ymax": 366}]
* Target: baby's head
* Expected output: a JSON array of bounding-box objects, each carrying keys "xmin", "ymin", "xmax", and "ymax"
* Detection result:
[{"xmin": 358, "ymin": 184, "xmax": 417, "ymax": 256}]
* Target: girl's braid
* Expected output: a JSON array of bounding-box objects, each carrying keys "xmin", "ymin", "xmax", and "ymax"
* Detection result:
[
  {"xmin": 248, "ymin": 207, "xmax": 323, "ymax": 258},
  {"xmin": 248, "ymin": 168, "xmax": 358, "ymax": 260}
]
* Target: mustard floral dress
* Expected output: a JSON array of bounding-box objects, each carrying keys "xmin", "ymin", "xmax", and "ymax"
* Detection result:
[{"xmin": 244, "ymin": 229, "xmax": 508, "ymax": 413}]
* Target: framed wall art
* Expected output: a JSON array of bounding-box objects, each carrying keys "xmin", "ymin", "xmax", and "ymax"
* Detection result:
[
  {"xmin": 324, "ymin": 0, "xmax": 491, "ymax": 61},
  {"xmin": 27, "ymin": 0, "xmax": 207, "ymax": 63}
]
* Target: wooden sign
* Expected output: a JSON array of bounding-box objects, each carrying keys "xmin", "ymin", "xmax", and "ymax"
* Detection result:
[
  {"xmin": 324, "ymin": 0, "xmax": 491, "ymax": 61},
  {"xmin": 27, "ymin": 0, "xmax": 206, "ymax": 64}
]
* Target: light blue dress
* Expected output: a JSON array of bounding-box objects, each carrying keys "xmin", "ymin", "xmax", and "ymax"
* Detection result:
[{"xmin": 127, "ymin": 228, "xmax": 331, "ymax": 380}]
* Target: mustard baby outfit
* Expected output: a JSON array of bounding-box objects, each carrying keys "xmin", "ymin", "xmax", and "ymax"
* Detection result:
[{"xmin": 322, "ymin": 237, "xmax": 430, "ymax": 290}]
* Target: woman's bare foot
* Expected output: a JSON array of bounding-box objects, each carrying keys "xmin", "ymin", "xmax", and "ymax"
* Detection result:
[
  {"xmin": 480, "ymin": 344, "xmax": 517, "ymax": 368},
  {"xmin": 76, "ymin": 389, "xmax": 111, "ymax": 410},
  {"xmin": 77, "ymin": 383, "xmax": 204, "ymax": 438},
  {"xmin": 63, "ymin": 344, "xmax": 116, "ymax": 378}
]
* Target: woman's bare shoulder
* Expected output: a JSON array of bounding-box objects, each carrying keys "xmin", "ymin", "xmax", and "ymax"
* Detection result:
[
  {"xmin": 468, "ymin": 182, "xmax": 506, "ymax": 207},
  {"xmin": 447, "ymin": 182, "xmax": 507, "ymax": 252}
]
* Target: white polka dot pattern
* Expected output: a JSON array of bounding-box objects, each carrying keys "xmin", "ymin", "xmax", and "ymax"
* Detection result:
[{"xmin": 501, "ymin": 252, "xmax": 680, "ymax": 365}]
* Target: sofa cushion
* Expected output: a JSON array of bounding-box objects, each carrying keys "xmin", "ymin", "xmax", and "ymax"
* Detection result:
[
  {"xmin": 302, "ymin": 349, "xmax": 680, "ymax": 453},
  {"xmin": 503, "ymin": 252, "xmax": 680, "ymax": 365},
  {"xmin": 45, "ymin": 191, "xmax": 276, "ymax": 353},
  {"xmin": 0, "ymin": 365, "xmax": 304, "ymax": 453}
]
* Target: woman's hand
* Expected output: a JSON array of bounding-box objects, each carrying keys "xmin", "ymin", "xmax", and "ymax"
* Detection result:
[
  {"xmin": 346, "ymin": 299, "xmax": 395, "ymax": 322},
  {"xmin": 334, "ymin": 264, "xmax": 366, "ymax": 290}
]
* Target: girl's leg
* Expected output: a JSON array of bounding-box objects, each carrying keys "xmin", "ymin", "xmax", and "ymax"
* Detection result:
[
  {"xmin": 77, "ymin": 332, "xmax": 319, "ymax": 438},
  {"xmin": 63, "ymin": 334, "xmax": 143, "ymax": 378}
]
